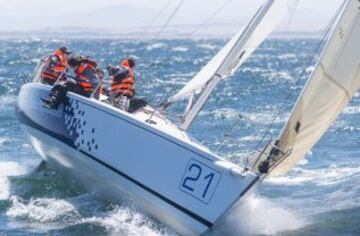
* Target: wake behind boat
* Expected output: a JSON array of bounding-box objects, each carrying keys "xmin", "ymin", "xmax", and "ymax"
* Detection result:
[{"xmin": 17, "ymin": 0, "xmax": 360, "ymax": 235}]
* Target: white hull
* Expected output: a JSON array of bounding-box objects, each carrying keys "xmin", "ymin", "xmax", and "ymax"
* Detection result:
[{"xmin": 17, "ymin": 83, "xmax": 259, "ymax": 235}]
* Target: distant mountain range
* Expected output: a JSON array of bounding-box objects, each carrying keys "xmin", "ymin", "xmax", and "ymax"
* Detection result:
[{"xmin": 0, "ymin": 4, "xmax": 326, "ymax": 39}]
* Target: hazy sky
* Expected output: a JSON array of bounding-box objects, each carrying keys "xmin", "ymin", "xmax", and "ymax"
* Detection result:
[{"xmin": 0, "ymin": 0, "xmax": 345, "ymax": 33}]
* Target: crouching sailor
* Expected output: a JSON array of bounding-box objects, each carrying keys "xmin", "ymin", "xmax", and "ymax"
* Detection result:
[
  {"xmin": 42, "ymin": 56, "xmax": 100, "ymax": 109},
  {"xmin": 107, "ymin": 57, "xmax": 147, "ymax": 112},
  {"xmin": 40, "ymin": 47, "xmax": 72, "ymax": 85}
]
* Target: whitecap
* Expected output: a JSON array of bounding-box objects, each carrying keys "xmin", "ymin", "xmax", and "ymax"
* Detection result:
[
  {"xmin": 146, "ymin": 43, "xmax": 167, "ymax": 51},
  {"xmin": 212, "ymin": 194, "xmax": 306, "ymax": 235},
  {"xmin": 50, "ymin": 39, "xmax": 66, "ymax": 43},
  {"xmin": 0, "ymin": 177, "xmax": 10, "ymax": 200},
  {"xmin": 6, "ymin": 196, "xmax": 80, "ymax": 223},
  {"xmin": 344, "ymin": 105, "xmax": 360, "ymax": 114},
  {"xmin": 241, "ymin": 110, "xmax": 289, "ymax": 125},
  {"xmin": 212, "ymin": 108, "xmax": 239, "ymax": 120},
  {"xmin": 79, "ymin": 205, "xmax": 177, "ymax": 236},
  {"xmin": 0, "ymin": 161, "xmax": 27, "ymax": 177},
  {"xmin": 278, "ymin": 53, "xmax": 297, "ymax": 60},
  {"xmin": 266, "ymin": 164, "xmax": 360, "ymax": 186},
  {"xmin": 29, "ymin": 37, "xmax": 42, "ymax": 42},
  {"xmin": 0, "ymin": 160, "xmax": 40, "ymax": 200},
  {"xmin": 31, "ymin": 58, "xmax": 40, "ymax": 63},
  {"xmin": 305, "ymin": 65, "xmax": 315, "ymax": 73},
  {"xmin": 197, "ymin": 43, "xmax": 217, "ymax": 50},
  {"xmin": 0, "ymin": 137, "xmax": 10, "ymax": 146},
  {"xmin": 241, "ymin": 67, "xmax": 268, "ymax": 74},
  {"xmin": 0, "ymin": 95, "xmax": 17, "ymax": 108},
  {"xmin": 171, "ymin": 46, "xmax": 188, "ymax": 52}
]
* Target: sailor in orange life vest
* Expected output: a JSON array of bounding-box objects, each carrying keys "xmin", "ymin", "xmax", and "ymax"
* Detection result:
[
  {"xmin": 42, "ymin": 56, "xmax": 101, "ymax": 109},
  {"xmin": 107, "ymin": 57, "xmax": 137, "ymax": 111},
  {"xmin": 40, "ymin": 47, "xmax": 72, "ymax": 85}
]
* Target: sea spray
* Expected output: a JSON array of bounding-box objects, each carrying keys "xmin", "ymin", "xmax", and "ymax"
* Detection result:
[
  {"xmin": 0, "ymin": 177, "xmax": 10, "ymax": 200},
  {"xmin": 6, "ymin": 196, "xmax": 80, "ymax": 223},
  {"xmin": 210, "ymin": 192, "xmax": 306, "ymax": 235},
  {"xmin": 0, "ymin": 161, "xmax": 28, "ymax": 200},
  {"xmin": 79, "ymin": 205, "xmax": 177, "ymax": 236}
]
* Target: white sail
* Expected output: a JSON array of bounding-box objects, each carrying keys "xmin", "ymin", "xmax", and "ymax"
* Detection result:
[
  {"xmin": 269, "ymin": 0, "xmax": 360, "ymax": 176},
  {"xmin": 167, "ymin": 0, "xmax": 297, "ymax": 103}
]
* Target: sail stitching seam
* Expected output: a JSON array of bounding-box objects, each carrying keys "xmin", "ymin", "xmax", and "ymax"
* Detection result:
[{"xmin": 319, "ymin": 63, "xmax": 351, "ymax": 100}]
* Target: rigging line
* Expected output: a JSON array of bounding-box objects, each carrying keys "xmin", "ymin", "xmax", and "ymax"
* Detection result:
[
  {"xmin": 188, "ymin": 0, "xmax": 234, "ymax": 36},
  {"xmin": 256, "ymin": 0, "xmax": 348, "ymax": 148},
  {"xmin": 138, "ymin": 0, "xmax": 173, "ymax": 36},
  {"xmin": 155, "ymin": 0, "xmax": 186, "ymax": 38},
  {"xmin": 278, "ymin": 0, "xmax": 299, "ymax": 40},
  {"xmin": 216, "ymin": 114, "xmax": 242, "ymax": 152},
  {"xmin": 214, "ymin": 1, "xmax": 300, "ymax": 154},
  {"xmin": 250, "ymin": 0, "xmax": 299, "ymax": 147}
]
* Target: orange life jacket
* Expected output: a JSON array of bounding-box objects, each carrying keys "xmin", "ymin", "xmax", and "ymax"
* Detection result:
[
  {"xmin": 110, "ymin": 60, "xmax": 135, "ymax": 97},
  {"xmin": 75, "ymin": 62, "xmax": 98, "ymax": 95},
  {"xmin": 41, "ymin": 49, "xmax": 68, "ymax": 84},
  {"xmin": 53, "ymin": 49, "xmax": 68, "ymax": 73}
]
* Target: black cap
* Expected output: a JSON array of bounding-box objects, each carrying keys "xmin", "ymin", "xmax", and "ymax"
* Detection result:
[
  {"xmin": 127, "ymin": 57, "xmax": 136, "ymax": 68},
  {"xmin": 68, "ymin": 56, "xmax": 80, "ymax": 67},
  {"xmin": 59, "ymin": 47, "xmax": 72, "ymax": 55}
]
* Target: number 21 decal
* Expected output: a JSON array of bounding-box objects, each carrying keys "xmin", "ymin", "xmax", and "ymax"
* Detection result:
[{"xmin": 180, "ymin": 159, "xmax": 221, "ymax": 204}]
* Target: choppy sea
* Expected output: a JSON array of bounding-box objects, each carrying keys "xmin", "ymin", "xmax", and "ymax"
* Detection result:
[{"xmin": 0, "ymin": 37, "xmax": 359, "ymax": 235}]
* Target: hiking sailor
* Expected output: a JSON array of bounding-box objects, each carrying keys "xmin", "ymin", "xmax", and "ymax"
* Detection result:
[
  {"xmin": 107, "ymin": 57, "xmax": 148, "ymax": 112},
  {"xmin": 42, "ymin": 55, "xmax": 101, "ymax": 109},
  {"xmin": 40, "ymin": 47, "xmax": 72, "ymax": 85}
]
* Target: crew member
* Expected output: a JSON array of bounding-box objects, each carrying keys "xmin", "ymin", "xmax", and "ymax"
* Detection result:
[
  {"xmin": 42, "ymin": 56, "xmax": 100, "ymax": 109},
  {"xmin": 73, "ymin": 55, "xmax": 100, "ymax": 98},
  {"xmin": 107, "ymin": 57, "xmax": 146, "ymax": 112},
  {"xmin": 41, "ymin": 47, "xmax": 72, "ymax": 85}
]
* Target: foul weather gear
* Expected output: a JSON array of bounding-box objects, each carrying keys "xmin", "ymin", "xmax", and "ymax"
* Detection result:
[
  {"xmin": 41, "ymin": 48, "xmax": 70, "ymax": 85},
  {"xmin": 108, "ymin": 61, "xmax": 135, "ymax": 98}
]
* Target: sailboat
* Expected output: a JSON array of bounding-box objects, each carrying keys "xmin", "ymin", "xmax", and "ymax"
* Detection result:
[{"xmin": 16, "ymin": 0, "xmax": 360, "ymax": 235}]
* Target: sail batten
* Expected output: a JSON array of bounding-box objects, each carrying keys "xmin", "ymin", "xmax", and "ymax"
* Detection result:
[{"xmin": 269, "ymin": 0, "xmax": 360, "ymax": 176}]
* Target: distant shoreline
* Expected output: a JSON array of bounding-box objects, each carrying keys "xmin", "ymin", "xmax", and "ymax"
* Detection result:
[{"xmin": 0, "ymin": 29, "xmax": 323, "ymax": 40}]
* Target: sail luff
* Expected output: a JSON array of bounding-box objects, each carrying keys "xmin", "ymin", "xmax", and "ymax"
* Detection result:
[{"xmin": 268, "ymin": 0, "xmax": 360, "ymax": 176}]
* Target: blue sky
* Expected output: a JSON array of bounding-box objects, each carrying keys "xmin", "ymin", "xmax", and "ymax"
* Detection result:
[{"xmin": 0, "ymin": 0, "xmax": 344, "ymax": 33}]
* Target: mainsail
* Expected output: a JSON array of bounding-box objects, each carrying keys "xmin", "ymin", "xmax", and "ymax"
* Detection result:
[
  {"xmin": 268, "ymin": 0, "xmax": 360, "ymax": 176},
  {"xmin": 165, "ymin": 0, "xmax": 298, "ymax": 130}
]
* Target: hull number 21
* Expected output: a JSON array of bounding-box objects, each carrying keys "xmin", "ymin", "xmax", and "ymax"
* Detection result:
[{"xmin": 180, "ymin": 159, "xmax": 221, "ymax": 204}]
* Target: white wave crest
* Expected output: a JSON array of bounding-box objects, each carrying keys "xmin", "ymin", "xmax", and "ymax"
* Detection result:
[
  {"xmin": 0, "ymin": 161, "xmax": 27, "ymax": 177},
  {"xmin": 0, "ymin": 95, "xmax": 16, "ymax": 108},
  {"xmin": 267, "ymin": 164, "xmax": 360, "ymax": 186},
  {"xmin": 79, "ymin": 205, "xmax": 177, "ymax": 236},
  {"xmin": 146, "ymin": 43, "xmax": 167, "ymax": 51},
  {"xmin": 0, "ymin": 161, "xmax": 28, "ymax": 201},
  {"xmin": 6, "ymin": 196, "xmax": 80, "ymax": 223},
  {"xmin": 278, "ymin": 53, "xmax": 297, "ymax": 60},
  {"xmin": 212, "ymin": 194, "xmax": 306, "ymax": 235},
  {"xmin": 171, "ymin": 46, "xmax": 188, "ymax": 52},
  {"xmin": 0, "ymin": 177, "xmax": 10, "ymax": 200},
  {"xmin": 0, "ymin": 137, "xmax": 11, "ymax": 146},
  {"xmin": 344, "ymin": 105, "xmax": 360, "ymax": 114},
  {"xmin": 197, "ymin": 43, "xmax": 217, "ymax": 50},
  {"xmin": 212, "ymin": 108, "xmax": 240, "ymax": 120}
]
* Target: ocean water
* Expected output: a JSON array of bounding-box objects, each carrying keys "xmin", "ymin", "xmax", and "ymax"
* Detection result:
[{"xmin": 0, "ymin": 37, "xmax": 359, "ymax": 235}]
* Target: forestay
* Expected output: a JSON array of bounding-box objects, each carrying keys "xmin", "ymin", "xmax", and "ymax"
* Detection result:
[
  {"xmin": 269, "ymin": 0, "xmax": 360, "ymax": 176},
  {"xmin": 167, "ymin": 0, "xmax": 297, "ymax": 103}
]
